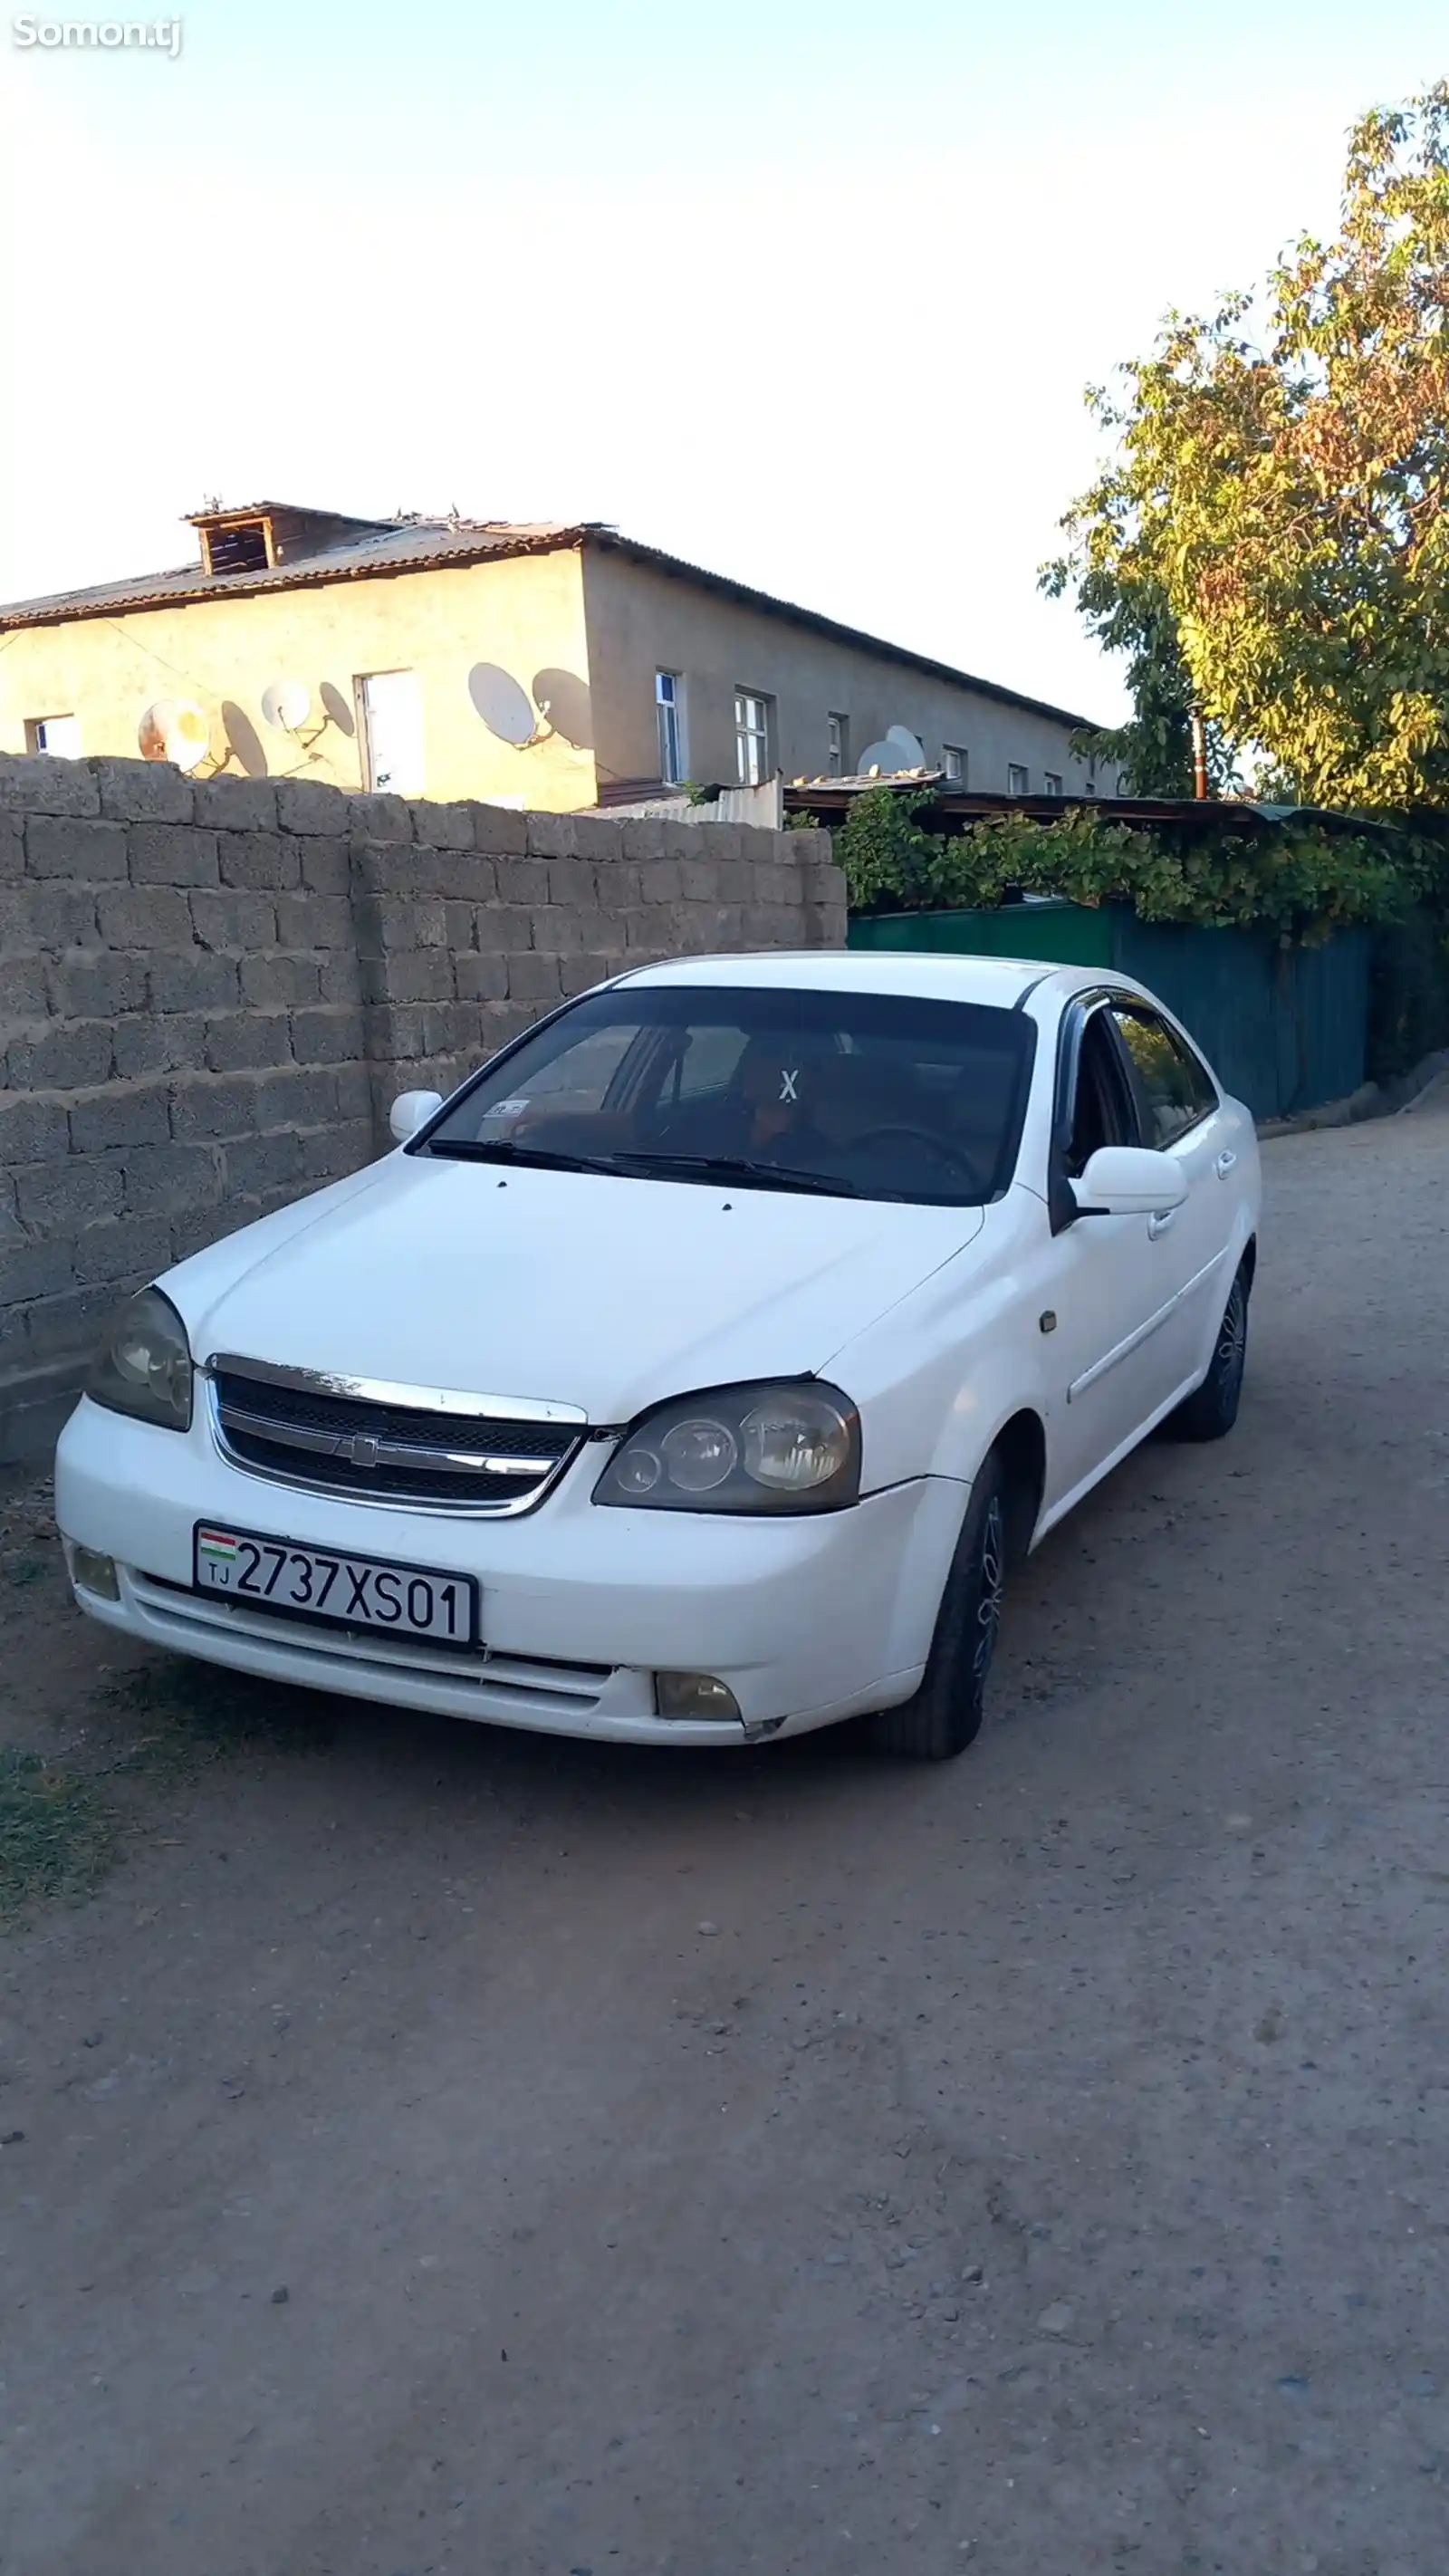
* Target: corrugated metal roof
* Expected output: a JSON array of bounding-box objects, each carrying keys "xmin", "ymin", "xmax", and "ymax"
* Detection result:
[
  {"xmin": 0, "ymin": 506, "xmax": 1111, "ymax": 732},
  {"xmin": 0, "ymin": 517, "xmax": 593, "ymax": 628}
]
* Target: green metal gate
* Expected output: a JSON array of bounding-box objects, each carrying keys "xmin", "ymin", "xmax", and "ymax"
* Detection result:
[{"xmin": 847, "ymin": 901, "xmax": 1369, "ymax": 1120}]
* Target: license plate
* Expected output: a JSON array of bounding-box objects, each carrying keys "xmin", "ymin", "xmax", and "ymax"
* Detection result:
[{"xmin": 192, "ymin": 1523, "xmax": 477, "ymax": 1644}]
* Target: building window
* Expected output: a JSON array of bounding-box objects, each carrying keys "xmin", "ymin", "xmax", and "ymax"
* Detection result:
[
  {"xmin": 25, "ymin": 714, "xmax": 82, "ymax": 757},
  {"xmin": 1043, "ymin": 771, "xmax": 1063, "ymax": 797},
  {"xmin": 656, "ymin": 671, "xmax": 686, "ymax": 785},
  {"xmin": 828, "ymin": 713, "xmax": 849, "ymax": 776},
  {"xmin": 943, "ymin": 745, "xmax": 967, "ymax": 784},
  {"xmin": 199, "ymin": 517, "xmax": 272, "ymax": 576},
  {"xmin": 734, "ymin": 689, "xmax": 772, "ymax": 787},
  {"xmin": 358, "ymin": 669, "xmax": 425, "ymax": 797},
  {"xmin": 1007, "ymin": 764, "xmax": 1029, "ymax": 796}
]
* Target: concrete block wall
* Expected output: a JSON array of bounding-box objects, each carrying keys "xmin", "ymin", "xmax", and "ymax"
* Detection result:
[{"xmin": 1, "ymin": 755, "xmax": 845, "ymax": 1456}]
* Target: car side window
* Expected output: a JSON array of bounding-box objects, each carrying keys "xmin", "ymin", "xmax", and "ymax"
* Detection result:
[
  {"xmin": 1110, "ymin": 1005, "xmax": 1217, "ymax": 1146},
  {"xmin": 1066, "ymin": 1009, "xmax": 1137, "ymax": 1175}
]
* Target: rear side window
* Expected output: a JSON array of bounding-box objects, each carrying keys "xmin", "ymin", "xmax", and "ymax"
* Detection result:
[{"xmin": 1110, "ymin": 1004, "xmax": 1217, "ymax": 1145}]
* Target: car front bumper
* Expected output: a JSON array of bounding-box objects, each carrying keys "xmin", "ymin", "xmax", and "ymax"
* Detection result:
[{"xmin": 55, "ymin": 1398, "xmax": 966, "ymax": 1746}]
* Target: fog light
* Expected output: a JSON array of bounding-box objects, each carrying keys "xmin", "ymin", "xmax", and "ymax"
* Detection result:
[
  {"xmin": 654, "ymin": 1671, "xmax": 742, "ymax": 1724},
  {"xmin": 68, "ymin": 1543, "xmax": 120, "ymax": 1602}
]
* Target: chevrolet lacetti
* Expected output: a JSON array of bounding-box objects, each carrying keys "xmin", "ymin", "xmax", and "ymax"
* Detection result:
[{"xmin": 56, "ymin": 953, "xmax": 1261, "ymax": 1760}]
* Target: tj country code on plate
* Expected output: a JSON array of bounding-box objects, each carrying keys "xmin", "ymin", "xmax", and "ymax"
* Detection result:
[{"xmin": 193, "ymin": 1526, "xmax": 477, "ymax": 1642}]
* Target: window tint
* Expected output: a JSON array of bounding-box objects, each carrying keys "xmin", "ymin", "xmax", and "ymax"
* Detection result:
[
  {"xmin": 1110, "ymin": 1004, "xmax": 1217, "ymax": 1144},
  {"xmin": 426, "ymin": 985, "xmax": 1037, "ymax": 1206},
  {"xmin": 1067, "ymin": 1009, "xmax": 1137, "ymax": 1173}
]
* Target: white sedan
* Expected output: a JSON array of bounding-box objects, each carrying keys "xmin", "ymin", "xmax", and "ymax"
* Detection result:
[{"xmin": 56, "ymin": 953, "xmax": 1260, "ymax": 1760}]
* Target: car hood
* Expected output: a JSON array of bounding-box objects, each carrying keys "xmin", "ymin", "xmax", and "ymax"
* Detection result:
[{"xmin": 171, "ymin": 1152, "xmax": 985, "ymax": 1423}]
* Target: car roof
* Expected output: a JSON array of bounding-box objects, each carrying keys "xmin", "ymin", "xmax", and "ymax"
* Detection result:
[{"xmin": 616, "ymin": 950, "xmax": 1119, "ymax": 1010}]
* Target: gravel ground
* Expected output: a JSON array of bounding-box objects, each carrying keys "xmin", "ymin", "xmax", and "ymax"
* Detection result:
[{"xmin": 2, "ymin": 1098, "xmax": 1447, "ymax": 2576}]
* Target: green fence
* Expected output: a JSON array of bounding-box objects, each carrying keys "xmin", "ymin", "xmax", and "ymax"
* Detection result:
[{"xmin": 849, "ymin": 901, "xmax": 1370, "ymax": 1120}]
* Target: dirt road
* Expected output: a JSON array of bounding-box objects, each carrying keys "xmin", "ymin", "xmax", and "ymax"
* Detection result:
[{"xmin": 3, "ymin": 1100, "xmax": 1447, "ymax": 2576}]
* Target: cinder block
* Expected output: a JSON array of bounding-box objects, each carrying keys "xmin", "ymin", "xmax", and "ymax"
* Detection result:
[
  {"xmin": 113, "ymin": 1015, "xmax": 204, "ymax": 1078},
  {"xmin": 443, "ymin": 900, "xmax": 478, "ymax": 953},
  {"xmin": 26, "ymin": 884, "xmax": 102, "ymax": 947},
  {"xmin": 408, "ymin": 850, "xmax": 498, "ymax": 903},
  {"xmin": 14, "ymin": 1156, "xmax": 125, "ymax": 1231},
  {"xmin": 494, "ymin": 859, "xmax": 551, "ymax": 907},
  {"xmin": 524, "ymin": 812, "xmax": 576, "ymax": 860},
  {"xmin": 192, "ymin": 776, "xmax": 279, "ymax": 831},
  {"xmin": 559, "ymin": 954, "xmax": 618, "ymax": 997},
  {"xmin": 69, "ymin": 1087, "xmax": 171, "ymax": 1153},
  {"xmin": 24, "ymin": 815, "xmax": 129, "ymax": 881},
  {"xmin": 640, "ymin": 860, "xmax": 683, "ymax": 904},
  {"xmin": 216, "ymin": 831, "xmax": 302, "ymax": 890},
  {"xmin": 168, "ymin": 1073, "xmax": 267, "ymax": 1142},
  {"xmin": 5, "ymin": 1239, "xmax": 77, "ymax": 1300},
  {"xmin": 568, "ymin": 814, "xmax": 625, "ymax": 862},
  {"xmin": 678, "ymin": 859, "xmax": 720, "ymax": 904},
  {"xmin": 255, "ymin": 1066, "xmax": 341, "ymax": 1130},
  {"xmin": 0, "ymin": 754, "xmax": 101, "ymax": 817},
  {"xmin": 620, "ymin": 820, "xmax": 667, "ymax": 861},
  {"xmin": 71, "ymin": 1214, "xmax": 176, "ymax": 1287},
  {"xmin": 300, "ymin": 839, "xmax": 351, "ymax": 895},
  {"xmin": 16, "ymin": 1282, "xmax": 115, "ymax": 1361},
  {"xmin": 205, "ymin": 1013, "xmax": 294, "ymax": 1072},
  {"xmin": 622, "ymin": 908, "xmax": 667, "ymax": 949},
  {"xmin": 714, "ymin": 860, "xmax": 753, "ymax": 903},
  {"xmin": 378, "ymin": 950, "xmax": 455, "ymax": 1004},
  {"xmin": 123, "ymin": 1142, "xmax": 224, "ymax": 1216},
  {"xmin": 130, "ymin": 823, "xmax": 220, "ymax": 886},
  {"xmin": 43, "ymin": 953, "xmax": 149, "ymax": 1020},
  {"xmin": 529, "ymin": 907, "xmax": 587, "ymax": 955},
  {"xmin": 742, "ymin": 903, "xmax": 800, "ymax": 946},
  {"xmin": 507, "ymin": 951, "xmax": 561, "ymax": 1001},
  {"xmin": 544, "ymin": 858, "xmax": 595, "ymax": 910},
  {"xmin": 298, "ymin": 1119, "xmax": 373, "ymax": 1180},
  {"xmin": 470, "ymin": 803, "xmax": 529, "ymax": 855},
  {"xmin": 274, "ymin": 890, "xmax": 354, "ymax": 949},
  {"xmin": 92, "ymin": 758, "xmax": 193, "ymax": 822},
  {"xmin": 190, "ymin": 888, "xmax": 278, "ymax": 951},
  {"xmin": 454, "ymin": 954, "xmax": 509, "ymax": 1002},
  {"xmin": 347, "ymin": 793, "xmax": 414, "ymax": 843},
  {"xmin": 5, "ymin": 1020, "xmax": 114, "ymax": 1090},
  {"xmin": 289, "ymin": 1006, "xmax": 367, "ymax": 1065},
  {"xmin": 0, "ymin": 817, "xmax": 22, "ymax": 883},
  {"xmin": 409, "ymin": 800, "xmax": 474, "ymax": 849},
  {"xmin": 96, "ymin": 883, "xmax": 192, "ymax": 949},
  {"xmin": 332, "ymin": 1064, "xmax": 372, "ymax": 1122},
  {"xmin": 276, "ymin": 778, "xmax": 350, "ymax": 835},
  {"xmin": 242, "ymin": 953, "xmax": 323, "ymax": 1006},
  {"xmin": 222, "ymin": 1129, "xmax": 304, "ymax": 1197},
  {"xmin": 148, "ymin": 953, "xmax": 242, "ymax": 1013},
  {"xmin": 473, "ymin": 906, "xmax": 534, "ymax": 954},
  {"xmin": 2, "ymin": 956, "xmax": 50, "ymax": 1017},
  {"xmin": 317, "ymin": 954, "xmax": 362, "ymax": 1004}
]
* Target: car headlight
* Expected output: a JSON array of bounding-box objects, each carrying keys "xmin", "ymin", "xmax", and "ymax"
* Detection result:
[
  {"xmin": 86, "ymin": 1287, "xmax": 194, "ymax": 1432},
  {"xmin": 593, "ymin": 1380, "xmax": 860, "ymax": 1514}
]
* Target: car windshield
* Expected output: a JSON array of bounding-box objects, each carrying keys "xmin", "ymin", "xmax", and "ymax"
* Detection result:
[{"xmin": 421, "ymin": 985, "xmax": 1037, "ymax": 1206}]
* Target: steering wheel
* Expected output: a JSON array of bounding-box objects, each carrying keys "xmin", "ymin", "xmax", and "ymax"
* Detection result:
[{"xmin": 852, "ymin": 1125, "xmax": 984, "ymax": 1192}]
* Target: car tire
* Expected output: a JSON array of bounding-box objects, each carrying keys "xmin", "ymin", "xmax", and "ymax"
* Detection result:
[
  {"xmin": 866, "ymin": 1452, "xmax": 1008, "ymax": 1761},
  {"xmin": 1167, "ymin": 1261, "xmax": 1250, "ymax": 1442}
]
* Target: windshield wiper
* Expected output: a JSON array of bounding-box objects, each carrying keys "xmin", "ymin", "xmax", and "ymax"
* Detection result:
[
  {"xmin": 425, "ymin": 1137, "xmax": 628, "ymax": 1176},
  {"xmin": 608, "ymin": 1152, "xmax": 860, "ymax": 1197}
]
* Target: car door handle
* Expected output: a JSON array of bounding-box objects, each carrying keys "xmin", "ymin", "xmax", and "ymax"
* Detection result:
[
  {"xmin": 1147, "ymin": 1208, "xmax": 1177, "ymax": 1239},
  {"xmin": 1214, "ymin": 1149, "xmax": 1237, "ymax": 1177}
]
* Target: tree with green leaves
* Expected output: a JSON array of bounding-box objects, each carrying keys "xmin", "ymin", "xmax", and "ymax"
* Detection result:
[{"xmin": 1049, "ymin": 82, "xmax": 1449, "ymax": 809}]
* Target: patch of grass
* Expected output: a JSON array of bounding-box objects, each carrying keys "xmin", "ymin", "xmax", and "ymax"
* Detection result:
[
  {"xmin": 101, "ymin": 1658, "xmax": 335, "ymax": 1779},
  {"xmin": 0, "ymin": 1749, "xmax": 117, "ymax": 1919}
]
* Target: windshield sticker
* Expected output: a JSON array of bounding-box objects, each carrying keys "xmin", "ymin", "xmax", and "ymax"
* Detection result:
[
  {"xmin": 779, "ymin": 1069, "xmax": 799, "ymax": 1102},
  {"xmin": 482, "ymin": 1099, "xmax": 530, "ymax": 1119}
]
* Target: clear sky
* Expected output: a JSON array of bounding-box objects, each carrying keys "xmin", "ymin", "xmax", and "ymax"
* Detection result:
[{"xmin": 1, "ymin": 1, "xmax": 1443, "ymax": 722}]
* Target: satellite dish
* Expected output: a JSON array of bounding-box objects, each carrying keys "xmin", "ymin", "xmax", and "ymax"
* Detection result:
[
  {"xmin": 858, "ymin": 733, "xmax": 924, "ymax": 777},
  {"xmin": 138, "ymin": 697, "xmax": 210, "ymax": 771},
  {"xmin": 467, "ymin": 662, "xmax": 537, "ymax": 745},
  {"xmin": 261, "ymin": 679, "xmax": 312, "ymax": 733}
]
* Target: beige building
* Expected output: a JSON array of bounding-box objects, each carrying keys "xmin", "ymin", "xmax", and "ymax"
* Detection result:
[{"xmin": 0, "ymin": 500, "xmax": 1117, "ymax": 812}]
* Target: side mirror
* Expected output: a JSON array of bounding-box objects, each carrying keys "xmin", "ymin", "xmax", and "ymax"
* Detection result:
[
  {"xmin": 1071, "ymin": 1145, "xmax": 1187, "ymax": 1217},
  {"xmin": 389, "ymin": 1088, "xmax": 444, "ymax": 1146}
]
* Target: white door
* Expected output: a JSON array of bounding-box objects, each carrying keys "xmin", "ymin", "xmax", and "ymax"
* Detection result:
[
  {"xmin": 1108, "ymin": 999, "xmax": 1238, "ymax": 1392},
  {"xmin": 359, "ymin": 670, "xmax": 425, "ymax": 796},
  {"xmin": 1036, "ymin": 1002, "xmax": 1192, "ymax": 1515}
]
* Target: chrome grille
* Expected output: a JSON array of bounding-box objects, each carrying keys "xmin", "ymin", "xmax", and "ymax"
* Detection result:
[{"xmin": 206, "ymin": 1357, "xmax": 585, "ymax": 1514}]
